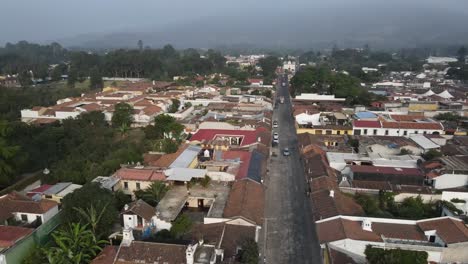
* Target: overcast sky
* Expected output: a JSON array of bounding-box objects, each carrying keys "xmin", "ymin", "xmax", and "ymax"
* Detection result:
[{"xmin": 2, "ymin": 0, "xmax": 468, "ymax": 46}]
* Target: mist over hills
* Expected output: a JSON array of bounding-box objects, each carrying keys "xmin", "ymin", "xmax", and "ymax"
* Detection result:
[{"xmin": 57, "ymin": 3, "xmax": 468, "ymax": 51}]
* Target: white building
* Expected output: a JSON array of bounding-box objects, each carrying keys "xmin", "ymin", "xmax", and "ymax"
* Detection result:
[
  {"xmin": 317, "ymin": 215, "xmax": 468, "ymax": 263},
  {"xmin": 283, "ymin": 60, "xmax": 296, "ymax": 73},
  {"xmin": 295, "ymin": 93, "xmax": 346, "ymax": 102}
]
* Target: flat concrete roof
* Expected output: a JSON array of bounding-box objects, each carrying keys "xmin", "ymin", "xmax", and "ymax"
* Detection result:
[{"xmin": 156, "ymin": 183, "xmax": 230, "ymax": 222}]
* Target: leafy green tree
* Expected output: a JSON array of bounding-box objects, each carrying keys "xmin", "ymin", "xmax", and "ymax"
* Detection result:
[
  {"xmin": 89, "ymin": 66, "xmax": 103, "ymax": 89},
  {"xmin": 0, "ymin": 120, "xmax": 21, "ymax": 186},
  {"xmin": 422, "ymin": 149, "xmax": 442, "ymax": 161},
  {"xmin": 147, "ymin": 114, "xmax": 184, "ymax": 140},
  {"xmin": 161, "ymin": 138, "xmax": 179, "ymax": 153},
  {"xmin": 18, "ymin": 71, "xmax": 32, "ymax": 86},
  {"xmin": 170, "ymin": 215, "xmax": 193, "ymax": 239},
  {"xmin": 135, "ymin": 181, "xmax": 169, "ymax": 206},
  {"xmin": 434, "ymin": 112, "xmax": 465, "ymax": 122},
  {"xmin": 111, "ymin": 102, "xmax": 133, "ymax": 128},
  {"xmin": 114, "ymin": 190, "xmax": 132, "ymax": 210},
  {"xmin": 44, "ymin": 223, "xmax": 108, "ymax": 264},
  {"xmin": 239, "ymin": 239, "xmax": 259, "ymax": 264},
  {"xmin": 200, "ymin": 175, "xmax": 211, "ymax": 188},
  {"xmin": 61, "ymin": 183, "xmax": 118, "ymax": 237},
  {"xmin": 169, "ymin": 99, "xmax": 181, "ymax": 113},
  {"xmin": 365, "ymin": 245, "xmax": 427, "ymax": 264},
  {"xmin": 51, "ymin": 64, "xmax": 67, "ymax": 81},
  {"xmin": 258, "ymin": 56, "xmax": 280, "ymax": 78},
  {"xmin": 73, "ymin": 203, "xmax": 110, "ymax": 235}
]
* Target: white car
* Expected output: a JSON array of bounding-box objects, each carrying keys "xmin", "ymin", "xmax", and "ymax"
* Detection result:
[
  {"xmin": 283, "ymin": 148, "xmax": 290, "ymax": 156},
  {"xmin": 273, "ymin": 121, "xmax": 278, "ymax": 128},
  {"xmin": 273, "ymin": 132, "xmax": 279, "ymax": 140}
]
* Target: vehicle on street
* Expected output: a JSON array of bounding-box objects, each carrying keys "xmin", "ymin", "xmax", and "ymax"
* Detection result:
[
  {"xmin": 273, "ymin": 121, "xmax": 278, "ymax": 128},
  {"xmin": 280, "ymin": 96, "xmax": 285, "ymax": 104},
  {"xmin": 273, "ymin": 132, "xmax": 279, "ymax": 140},
  {"xmin": 283, "ymin": 147, "xmax": 290, "ymax": 156}
]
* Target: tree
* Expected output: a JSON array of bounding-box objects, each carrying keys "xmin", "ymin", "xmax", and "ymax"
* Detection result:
[
  {"xmin": 135, "ymin": 181, "xmax": 169, "ymax": 206},
  {"xmin": 200, "ymin": 175, "xmax": 211, "ymax": 188},
  {"xmin": 111, "ymin": 102, "xmax": 133, "ymax": 128},
  {"xmin": 161, "ymin": 138, "xmax": 179, "ymax": 153},
  {"xmin": 51, "ymin": 64, "xmax": 67, "ymax": 81},
  {"xmin": 44, "ymin": 223, "xmax": 108, "ymax": 264},
  {"xmin": 422, "ymin": 149, "xmax": 442, "ymax": 161},
  {"xmin": 258, "ymin": 56, "xmax": 280, "ymax": 78},
  {"xmin": 61, "ymin": 183, "xmax": 118, "ymax": 237},
  {"xmin": 73, "ymin": 203, "xmax": 110, "ymax": 235},
  {"xmin": 239, "ymin": 239, "xmax": 259, "ymax": 264},
  {"xmin": 148, "ymin": 114, "xmax": 183, "ymax": 140},
  {"xmin": 365, "ymin": 245, "xmax": 427, "ymax": 264},
  {"xmin": 170, "ymin": 215, "xmax": 193, "ymax": 239},
  {"xmin": 89, "ymin": 66, "xmax": 103, "ymax": 89},
  {"xmin": 169, "ymin": 99, "xmax": 181, "ymax": 113},
  {"xmin": 0, "ymin": 120, "xmax": 20, "ymax": 186}
]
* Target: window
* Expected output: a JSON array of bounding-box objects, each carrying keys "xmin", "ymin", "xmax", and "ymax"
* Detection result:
[
  {"xmin": 385, "ymin": 130, "xmax": 389, "ymax": 136},
  {"xmin": 373, "ymin": 129, "xmax": 377, "ymax": 135},
  {"xmin": 423, "ymin": 131, "xmax": 427, "ymax": 135},
  {"xmin": 403, "ymin": 130, "xmax": 407, "ymax": 136},
  {"xmin": 315, "ymin": 130, "xmax": 322, "ymax": 135},
  {"xmin": 45, "ymin": 195, "xmax": 52, "ymax": 199},
  {"xmin": 21, "ymin": 214, "xmax": 28, "ymax": 221},
  {"xmin": 326, "ymin": 130, "xmax": 332, "ymax": 135},
  {"xmin": 363, "ymin": 129, "xmax": 368, "ymax": 135},
  {"xmin": 337, "ymin": 131, "xmax": 341, "ymax": 135},
  {"xmin": 414, "ymin": 131, "xmax": 418, "ymax": 134},
  {"xmin": 344, "ymin": 130, "xmax": 349, "ymax": 135},
  {"xmin": 136, "ymin": 182, "xmax": 141, "ymax": 190},
  {"xmin": 124, "ymin": 182, "xmax": 129, "ymax": 189},
  {"xmin": 353, "ymin": 129, "xmax": 361, "ymax": 135},
  {"xmin": 429, "ymin": 235, "xmax": 436, "ymax": 243}
]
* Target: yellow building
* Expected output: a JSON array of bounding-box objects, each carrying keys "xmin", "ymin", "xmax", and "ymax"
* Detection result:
[
  {"xmin": 408, "ymin": 102, "xmax": 438, "ymax": 112},
  {"xmin": 297, "ymin": 125, "xmax": 353, "ymax": 136}
]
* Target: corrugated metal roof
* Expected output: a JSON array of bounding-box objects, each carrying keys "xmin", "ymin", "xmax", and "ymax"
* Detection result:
[{"xmin": 169, "ymin": 145, "xmax": 202, "ymax": 168}]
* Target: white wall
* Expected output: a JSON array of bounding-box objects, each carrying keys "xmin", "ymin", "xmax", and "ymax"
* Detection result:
[
  {"xmin": 206, "ymin": 171, "xmax": 235, "ymax": 182},
  {"xmin": 434, "ymin": 174, "xmax": 468, "ymax": 190},
  {"xmin": 354, "ymin": 127, "xmax": 443, "ymax": 137},
  {"xmin": 20, "ymin": 109, "xmax": 39, "ymax": 118},
  {"xmin": 13, "ymin": 205, "xmax": 58, "ymax": 224},
  {"xmin": 153, "ymin": 216, "xmax": 172, "ymax": 231}
]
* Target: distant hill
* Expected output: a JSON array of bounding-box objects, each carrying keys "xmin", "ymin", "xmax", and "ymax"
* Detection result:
[{"xmin": 58, "ymin": 4, "xmax": 468, "ymax": 50}]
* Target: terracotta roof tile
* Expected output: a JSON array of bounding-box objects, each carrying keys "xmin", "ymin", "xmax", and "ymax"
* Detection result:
[
  {"xmin": 223, "ymin": 179, "xmax": 264, "ymax": 225},
  {"xmin": 91, "ymin": 245, "xmax": 118, "ymax": 264},
  {"xmin": 417, "ymin": 218, "xmax": 468, "ymax": 244},
  {"xmin": 114, "ymin": 167, "xmax": 166, "ymax": 181},
  {"xmin": 0, "ymin": 192, "xmax": 58, "ymax": 222},
  {"xmin": 0, "ymin": 226, "xmax": 34, "ymax": 248},
  {"xmin": 121, "ymin": 199, "xmax": 155, "ymax": 221},
  {"xmin": 115, "ymin": 241, "xmax": 186, "ymax": 264}
]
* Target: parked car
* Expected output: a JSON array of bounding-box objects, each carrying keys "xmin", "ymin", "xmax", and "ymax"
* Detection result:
[
  {"xmin": 273, "ymin": 132, "xmax": 279, "ymax": 140},
  {"xmin": 283, "ymin": 148, "xmax": 290, "ymax": 156},
  {"xmin": 273, "ymin": 121, "xmax": 278, "ymax": 128}
]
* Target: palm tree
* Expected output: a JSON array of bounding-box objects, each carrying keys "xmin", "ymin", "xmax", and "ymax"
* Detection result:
[
  {"xmin": 136, "ymin": 182, "xmax": 169, "ymax": 206},
  {"xmin": 118, "ymin": 123, "xmax": 130, "ymax": 139},
  {"xmin": 73, "ymin": 203, "xmax": 109, "ymax": 235},
  {"xmin": 45, "ymin": 223, "xmax": 108, "ymax": 264}
]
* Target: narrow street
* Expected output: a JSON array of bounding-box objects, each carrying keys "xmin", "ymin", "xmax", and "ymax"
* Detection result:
[{"xmin": 260, "ymin": 75, "xmax": 322, "ymax": 263}]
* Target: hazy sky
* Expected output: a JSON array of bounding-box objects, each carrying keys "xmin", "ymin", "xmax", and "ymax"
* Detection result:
[{"xmin": 2, "ymin": 0, "xmax": 468, "ymax": 46}]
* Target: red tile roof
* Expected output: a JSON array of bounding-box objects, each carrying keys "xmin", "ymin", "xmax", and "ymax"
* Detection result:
[
  {"xmin": 350, "ymin": 166, "xmax": 423, "ymax": 176},
  {"xmin": 381, "ymin": 121, "xmax": 443, "ymax": 130},
  {"xmin": 222, "ymin": 150, "xmax": 252, "ymax": 180},
  {"xmin": 190, "ymin": 128, "xmax": 266, "ymax": 147},
  {"xmin": 27, "ymin": 184, "xmax": 53, "ymax": 197},
  {"xmin": 353, "ymin": 120, "xmax": 381, "ymax": 128},
  {"xmin": 223, "ymin": 179, "xmax": 264, "ymax": 225},
  {"xmin": 115, "ymin": 241, "xmax": 186, "ymax": 264},
  {"xmin": 91, "ymin": 245, "xmax": 118, "ymax": 264},
  {"xmin": 0, "ymin": 192, "xmax": 58, "ymax": 222},
  {"xmin": 417, "ymin": 218, "xmax": 468, "ymax": 244},
  {"xmin": 114, "ymin": 168, "xmax": 166, "ymax": 181},
  {"xmin": 0, "ymin": 226, "xmax": 34, "ymax": 248}
]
